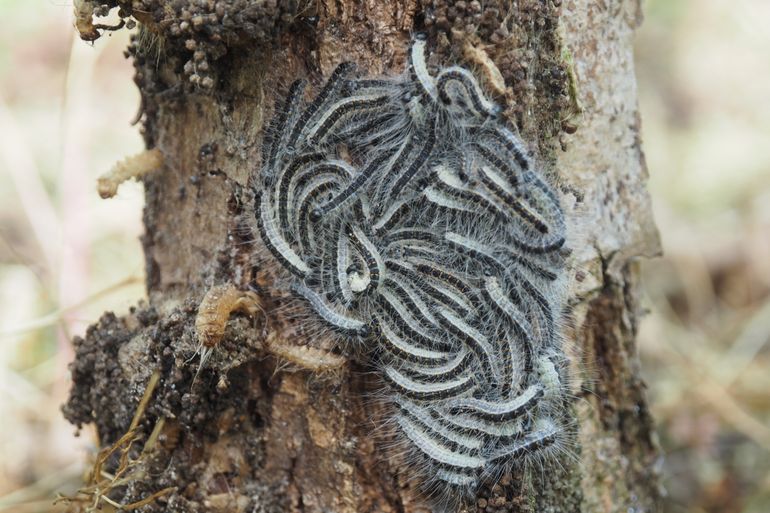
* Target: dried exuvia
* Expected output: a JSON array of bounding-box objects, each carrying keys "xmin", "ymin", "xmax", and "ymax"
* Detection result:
[{"xmin": 252, "ymin": 33, "xmax": 570, "ymax": 509}]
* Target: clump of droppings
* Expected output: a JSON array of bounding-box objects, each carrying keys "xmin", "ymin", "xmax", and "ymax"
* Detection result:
[
  {"xmin": 76, "ymin": 0, "xmax": 305, "ymax": 91},
  {"xmin": 62, "ymin": 299, "xmax": 271, "ymax": 512}
]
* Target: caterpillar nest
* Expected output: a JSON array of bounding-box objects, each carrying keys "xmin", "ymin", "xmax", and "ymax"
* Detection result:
[{"xmin": 252, "ymin": 33, "xmax": 571, "ymax": 509}]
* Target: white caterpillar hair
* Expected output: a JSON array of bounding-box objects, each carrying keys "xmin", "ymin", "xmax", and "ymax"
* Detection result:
[{"xmin": 252, "ymin": 32, "xmax": 572, "ymax": 510}]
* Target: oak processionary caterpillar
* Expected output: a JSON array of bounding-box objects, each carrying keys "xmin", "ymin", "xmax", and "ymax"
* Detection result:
[{"xmin": 253, "ymin": 34, "xmax": 571, "ymax": 509}]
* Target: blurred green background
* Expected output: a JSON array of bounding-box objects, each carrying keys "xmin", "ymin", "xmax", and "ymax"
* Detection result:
[{"xmin": 0, "ymin": 1, "xmax": 768, "ymax": 512}]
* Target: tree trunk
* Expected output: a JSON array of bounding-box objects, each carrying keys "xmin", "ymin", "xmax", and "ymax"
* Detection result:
[{"xmin": 64, "ymin": 1, "xmax": 662, "ymax": 512}]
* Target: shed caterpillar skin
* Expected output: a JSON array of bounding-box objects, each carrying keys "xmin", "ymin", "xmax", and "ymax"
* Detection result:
[
  {"xmin": 195, "ymin": 283, "xmax": 264, "ymax": 350},
  {"xmin": 97, "ymin": 148, "xmax": 164, "ymax": 199},
  {"xmin": 194, "ymin": 283, "xmax": 264, "ymax": 374},
  {"xmin": 252, "ymin": 33, "xmax": 571, "ymax": 509},
  {"xmin": 195, "ymin": 283, "xmax": 347, "ymax": 373}
]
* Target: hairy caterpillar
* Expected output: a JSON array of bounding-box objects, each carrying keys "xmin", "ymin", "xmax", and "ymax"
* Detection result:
[{"xmin": 252, "ymin": 33, "xmax": 570, "ymax": 509}]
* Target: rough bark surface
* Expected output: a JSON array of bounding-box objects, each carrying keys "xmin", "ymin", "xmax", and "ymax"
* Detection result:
[{"xmin": 64, "ymin": 1, "xmax": 662, "ymax": 512}]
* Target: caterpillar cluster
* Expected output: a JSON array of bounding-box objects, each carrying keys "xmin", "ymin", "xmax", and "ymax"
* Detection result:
[{"xmin": 253, "ymin": 34, "xmax": 570, "ymax": 507}]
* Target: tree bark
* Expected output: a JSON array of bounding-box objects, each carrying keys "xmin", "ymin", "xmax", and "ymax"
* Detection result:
[{"xmin": 64, "ymin": 1, "xmax": 662, "ymax": 512}]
